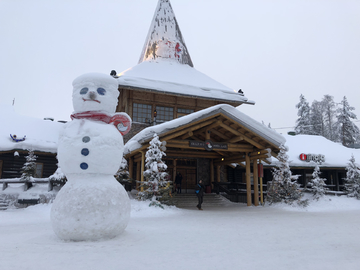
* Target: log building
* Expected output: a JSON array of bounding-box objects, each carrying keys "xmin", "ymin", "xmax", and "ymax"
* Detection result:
[{"xmin": 116, "ymin": 0, "xmax": 284, "ymax": 206}]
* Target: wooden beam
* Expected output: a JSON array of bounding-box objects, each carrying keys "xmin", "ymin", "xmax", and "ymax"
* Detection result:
[
  {"xmin": 136, "ymin": 161, "xmax": 141, "ymax": 190},
  {"xmin": 140, "ymin": 151, "xmax": 145, "ymax": 192},
  {"xmin": 245, "ymin": 154, "xmax": 252, "ymax": 206},
  {"xmin": 161, "ymin": 119, "xmax": 218, "ymax": 142},
  {"xmin": 210, "ymin": 159, "xmax": 214, "ymax": 189},
  {"xmin": 219, "ymin": 122, "xmax": 264, "ymax": 149},
  {"xmin": 249, "ymin": 148, "xmax": 271, "ymax": 157},
  {"xmin": 181, "ymin": 131, "xmax": 193, "ymax": 140},
  {"xmin": 166, "ymin": 151, "xmax": 219, "ymax": 159},
  {"xmin": 129, "ymin": 157, "xmax": 134, "ymax": 180},
  {"xmin": 229, "ymin": 136, "xmax": 244, "ymax": 143},
  {"xmin": 210, "ymin": 129, "xmax": 230, "ymax": 140},
  {"xmin": 253, "ymin": 159, "xmax": 259, "ymax": 206}
]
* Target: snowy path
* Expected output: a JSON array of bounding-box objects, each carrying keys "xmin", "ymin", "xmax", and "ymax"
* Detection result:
[{"xmin": 1, "ymin": 198, "xmax": 360, "ymax": 270}]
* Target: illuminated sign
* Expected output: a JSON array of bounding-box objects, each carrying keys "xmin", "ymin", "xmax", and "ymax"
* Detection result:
[{"xmin": 299, "ymin": 153, "xmax": 325, "ymax": 163}]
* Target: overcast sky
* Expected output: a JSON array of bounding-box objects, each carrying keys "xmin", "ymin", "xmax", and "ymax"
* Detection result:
[{"xmin": 1, "ymin": 0, "xmax": 359, "ymax": 134}]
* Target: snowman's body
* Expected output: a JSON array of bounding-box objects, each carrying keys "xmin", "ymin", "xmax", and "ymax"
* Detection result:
[{"xmin": 51, "ymin": 73, "xmax": 131, "ymax": 241}]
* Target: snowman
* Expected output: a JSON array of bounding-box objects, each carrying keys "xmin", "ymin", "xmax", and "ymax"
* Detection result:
[{"xmin": 51, "ymin": 73, "xmax": 131, "ymax": 241}]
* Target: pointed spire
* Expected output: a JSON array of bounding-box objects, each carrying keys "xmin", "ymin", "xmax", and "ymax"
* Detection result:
[{"xmin": 138, "ymin": 0, "xmax": 194, "ymax": 67}]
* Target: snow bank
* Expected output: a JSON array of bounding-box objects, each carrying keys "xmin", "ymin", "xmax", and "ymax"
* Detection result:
[{"xmin": 267, "ymin": 193, "xmax": 360, "ymax": 212}]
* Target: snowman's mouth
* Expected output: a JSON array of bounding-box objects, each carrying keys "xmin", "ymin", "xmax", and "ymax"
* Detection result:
[{"xmin": 82, "ymin": 98, "xmax": 101, "ymax": 103}]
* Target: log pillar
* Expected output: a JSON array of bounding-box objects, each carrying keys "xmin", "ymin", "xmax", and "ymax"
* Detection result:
[
  {"xmin": 210, "ymin": 159, "xmax": 214, "ymax": 190},
  {"xmin": 129, "ymin": 157, "xmax": 134, "ymax": 180},
  {"xmin": 140, "ymin": 151, "xmax": 145, "ymax": 192},
  {"xmin": 253, "ymin": 159, "xmax": 259, "ymax": 206},
  {"xmin": 136, "ymin": 161, "xmax": 141, "ymax": 190},
  {"xmin": 245, "ymin": 154, "xmax": 252, "ymax": 206}
]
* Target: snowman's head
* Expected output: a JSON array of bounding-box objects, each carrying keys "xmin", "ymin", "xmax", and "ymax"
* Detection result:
[{"xmin": 72, "ymin": 73, "xmax": 119, "ymax": 113}]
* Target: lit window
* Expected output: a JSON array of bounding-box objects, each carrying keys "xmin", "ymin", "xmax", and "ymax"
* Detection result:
[
  {"xmin": 133, "ymin": 103, "xmax": 152, "ymax": 123},
  {"xmin": 177, "ymin": 108, "xmax": 194, "ymax": 118},
  {"xmin": 156, "ymin": 106, "xmax": 174, "ymax": 122}
]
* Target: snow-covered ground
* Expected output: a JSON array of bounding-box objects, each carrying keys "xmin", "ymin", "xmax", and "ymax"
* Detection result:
[{"xmin": 1, "ymin": 195, "xmax": 360, "ymax": 270}]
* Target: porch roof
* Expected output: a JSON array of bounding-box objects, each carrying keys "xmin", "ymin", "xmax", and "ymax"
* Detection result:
[{"xmin": 124, "ymin": 104, "xmax": 285, "ymax": 164}]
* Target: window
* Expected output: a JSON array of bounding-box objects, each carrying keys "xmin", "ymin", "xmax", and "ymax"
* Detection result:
[
  {"xmin": 34, "ymin": 163, "xmax": 43, "ymax": 178},
  {"xmin": 0, "ymin": 160, "xmax": 2, "ymax": 179},
  {"xmin": 177, "ymin": 108, "xmax": 194, "ymax": 118},
  {"xmin": 133, "ymin": 103, "xmax": 152, "ymax": 123},
  {"xmin": 156, "ymin": 106, "xmax": 173, "ymax": 122}
]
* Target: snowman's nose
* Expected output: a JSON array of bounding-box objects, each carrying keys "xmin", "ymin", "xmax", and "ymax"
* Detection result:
[{"xmin": 89, "ymin": 91, "xmax": 97, "ymax": 100}]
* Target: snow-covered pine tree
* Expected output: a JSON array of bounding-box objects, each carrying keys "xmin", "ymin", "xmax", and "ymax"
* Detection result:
[
  {"xmin": 295, "ymin": 94, "xmax": 312, "ymax": 135},
  {"xmin": 266, "ymin": 144, "xmax": 308, "ymax": 206},
  {"xmin": 336, "ymin": 96, "xmax": 360, "ymax": 147},
  {"xmin": 322, "ymin": 95, "xmax": 338, "ymax": 141},
  {"xmin": 20, "ymin": 149, "xmax": 37, "ymax": 181},
  {"xmin": 20, "ymin": 149, "xmax": 37, "ymax": 190},
  {"xmin": 308, "ymin": 163, "xmax": 328, "ymax": 200},
  {"xmin": 344, "ymin": 155, "xmax": 360, "ymax": 199},
  {"xmin": 137, "ymin": 133, "xmax": 172, "ymax": 207},
  {"xmin": 310, "ymin": 100, "xmax": 325, "ymax": 136},
  {"xmin": 115, "ymin": 157, "xmax": 131, "ymax": 184}
]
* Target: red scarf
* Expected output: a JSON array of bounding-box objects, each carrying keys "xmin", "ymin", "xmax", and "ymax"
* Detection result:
[{"xmin": 71, "ymin": 111, "xmax": 131, "ymax": 135}]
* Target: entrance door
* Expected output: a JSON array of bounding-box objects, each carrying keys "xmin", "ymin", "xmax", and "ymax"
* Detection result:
[{"xmin": 177, "ymin": 168, "xmax": 197, "ymax": 193}]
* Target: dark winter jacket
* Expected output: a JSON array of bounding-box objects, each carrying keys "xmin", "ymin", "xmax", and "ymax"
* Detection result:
[{"xmin": 195, "ymin": 183, "xmax": 205, "ymax": 196}]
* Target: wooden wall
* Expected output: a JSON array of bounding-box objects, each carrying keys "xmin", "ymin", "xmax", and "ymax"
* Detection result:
[
  {"xmin": 117, "ymin": 87, "xmax": 242, "ymax": 119},
  {"xmin": 0, "ymin": 151, "xmax": 58, "ymax": 179}
]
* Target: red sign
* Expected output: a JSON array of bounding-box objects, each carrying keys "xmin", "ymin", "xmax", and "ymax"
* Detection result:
[{"xmin": 299, "ymin": 153, "xmax": 307, "ymax": 161}]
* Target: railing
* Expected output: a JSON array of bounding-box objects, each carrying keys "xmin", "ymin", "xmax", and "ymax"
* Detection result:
[{"xmin": 0, "ymin": 178, "xmax": 64, "ymax": 192}]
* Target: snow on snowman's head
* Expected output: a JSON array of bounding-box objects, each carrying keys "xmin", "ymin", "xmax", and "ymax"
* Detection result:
[{"xmin": 72, "ymin": 73, "xmax": 119, "ymax": 113}]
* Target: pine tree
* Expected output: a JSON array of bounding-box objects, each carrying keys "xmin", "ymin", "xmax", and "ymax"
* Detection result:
[
  {"xmin": 310, "ymin": 100, "xmax": 325, "ymax": 136},
  {"xmin": 322, "ymin": 95, "xmax": 338, "ymax": 141},
  {"xmin": 20, "ymin": 149, "xmax": 37, "ymax": 182},
  {"xmin": 137, "ymin": 133, "xmax": 172, "ymax": 207},
  {"xmin": 336, "ymin": 96, "xmax": 360, "ymax": 147},
  {"xmin": 266, "ymin": 145, "xmax": 308, "ymax": 206},
  {"xmin": 20, "ymin": 149, "xmax": 37, "ymax": 191},
  {"xmin": 344, "ymin": 155, "xmax": 360, "ymax": 199},
  {"xmin": 308, "ymin": 163, "xmax": 328, "ymax": 200},
  {"xmin": 295, "ymin": 94, "xmax": 312, "ymax": 135}
]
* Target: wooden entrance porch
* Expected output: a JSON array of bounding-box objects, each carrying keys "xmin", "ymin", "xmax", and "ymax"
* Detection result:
[{"xmin": 124, "ymin": 105, "xmax": 284, "ymax": 206}]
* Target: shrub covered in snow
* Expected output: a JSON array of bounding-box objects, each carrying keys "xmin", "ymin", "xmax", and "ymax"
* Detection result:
[
  {"xmin": 137, "ymin": 133, "xmax": 172, "ymax": 207},
  {"xmin": 20, "ymin": 149, "xmax": 37, "ymax": 183},
  {"xmin": 266, "ymin": 145, "xmax": 308, "ymax": 207},
  {"xmin": 308, "ymin": 163, "xmax": 328, "ymax": 200},
  {"xmin": 344, "ymin": 155, "xmax": 360, "ymax": 199}
]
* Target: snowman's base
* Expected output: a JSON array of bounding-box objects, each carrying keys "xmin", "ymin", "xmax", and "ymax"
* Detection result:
[{"xmin": 50, "ymin": 174, "xmax": 130, "ymax": 241}]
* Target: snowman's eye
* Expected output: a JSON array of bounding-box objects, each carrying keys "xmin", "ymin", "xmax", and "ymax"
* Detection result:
[
  {"xmin": 97, "ymin": 88, "xmax": 106, "ymax": 95},
  {"xmin": 80, "ymin": 88, "xmax": 88, "ymax": 95}
]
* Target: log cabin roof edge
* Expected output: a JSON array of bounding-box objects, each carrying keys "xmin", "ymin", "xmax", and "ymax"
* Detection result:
[
  {"xmin": 124, "ymin": 104, "xmax": 285, "ymax": 154},
  {"xmin": 117, "ymin": 60, "xmax": 254, "ymax": 105}
]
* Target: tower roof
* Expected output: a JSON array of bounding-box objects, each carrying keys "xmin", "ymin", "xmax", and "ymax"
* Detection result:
[{"xmin": 138, "ymin": 0, "xmax": 193, "ymax": 67}]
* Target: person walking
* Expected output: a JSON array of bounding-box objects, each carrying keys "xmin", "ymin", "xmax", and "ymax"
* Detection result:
[{"xmin": 195, "ymin": 180, "xmax": 205, "ymax": 210}]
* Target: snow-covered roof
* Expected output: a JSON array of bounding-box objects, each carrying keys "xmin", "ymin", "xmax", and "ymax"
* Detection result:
[
  {"xmin": 0, "ymin": 105, "xmax": 63, "ymax": 153},
  {"xmin": 117, "ymin": 60, "xmax": 253, "ymax": 104},
  {"xmin": 124, "ymin": 104, "xmax": 285, "ymax": 154},
  {"xmin": 278, "ymin": 134, "xmax": 360, "ymax": 168},
  {"xmin": 117, "ymin": 0, "xmax": 254, "ymax": 105}
]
